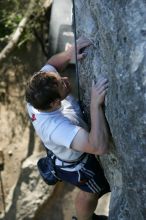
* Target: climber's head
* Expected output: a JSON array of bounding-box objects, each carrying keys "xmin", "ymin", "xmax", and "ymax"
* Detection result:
[{"xmin": 25, "ymin": 71, "xmax": 71, "ymax": 111}]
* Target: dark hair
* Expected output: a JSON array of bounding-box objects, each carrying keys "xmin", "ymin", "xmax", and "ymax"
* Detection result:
[{"xmin": 25, "ymin": 71, "xmax": 61, "ymax": 110}]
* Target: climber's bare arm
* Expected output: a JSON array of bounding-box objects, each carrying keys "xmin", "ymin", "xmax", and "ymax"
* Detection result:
[
  {"xmin": 47, "ymin": 37, "xmax": 92, "ymax": 71},
  {"xmin": 71, "ymin": 77, "xmax": 110, "ymax": 155}
]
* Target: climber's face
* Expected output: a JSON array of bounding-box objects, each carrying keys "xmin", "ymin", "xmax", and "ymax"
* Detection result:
[
  {"xmin": 45, "ymin": 72, "xmax": 71, "ymax": 100},
  {"xmin": 55, "ymin": 75, "xmax": 71, "ymax": 100}
]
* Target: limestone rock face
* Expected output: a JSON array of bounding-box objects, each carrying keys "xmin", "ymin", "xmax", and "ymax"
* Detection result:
[{"xmin": 75, "ymin": 1, "xmax": 146, "ymax": 219}]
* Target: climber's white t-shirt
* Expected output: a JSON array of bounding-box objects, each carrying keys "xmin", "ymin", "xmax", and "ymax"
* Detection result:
[{"xmin": 26, "ymin": 64, "xmax": 88, "ymax": 161}]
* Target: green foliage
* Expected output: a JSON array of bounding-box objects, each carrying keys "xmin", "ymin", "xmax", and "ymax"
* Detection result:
[
  {"xmin": 0, "ymin": 0, "xmax": 23, "ymax": 42},
  {"xmin": 0, "ymin": 0, "xmax": 48, "ymax": 48}
]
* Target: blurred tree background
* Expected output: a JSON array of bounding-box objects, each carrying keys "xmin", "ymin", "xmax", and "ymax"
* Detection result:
[
  {"xmin": 0, "ymin": 1, "xmax": 52, "ymax": 216},
  {"xmin": 0, "ymin": 0, "xmax": 52, "ymax": 104},
  {"xmin": 0, "ymin": 0, "xmax": 52, "ymax": 62}
]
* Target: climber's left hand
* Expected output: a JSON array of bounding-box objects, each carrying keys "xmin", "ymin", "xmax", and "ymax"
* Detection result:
[
  {"xmin": 65, "ymin": 36, "xmax": 92, "ymax": 61},
  {"xmin": 76, "ymin": 36, "xmax": 92, "ymax": 60}
]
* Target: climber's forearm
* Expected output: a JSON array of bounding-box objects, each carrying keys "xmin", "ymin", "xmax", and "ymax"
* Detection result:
[
  {"xmin": 89, "ymin": 105, "xmax": 110, "ymax": 155},
  {"xmin": 47, "ymin": 46, "xmax": 74, "ymax": 72},
  {"xmin": 47, "ymin": 37, "xmax": 92, "ymax": 72}
]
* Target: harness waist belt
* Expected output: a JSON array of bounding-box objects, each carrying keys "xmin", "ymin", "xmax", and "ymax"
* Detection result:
[
  {"xmin": 55, "ymin": 153, "xmax": 88, "ymax": 169},
  {"xmin": 56, "ymin": 153, "xmax": 87, "ymax": 164}
]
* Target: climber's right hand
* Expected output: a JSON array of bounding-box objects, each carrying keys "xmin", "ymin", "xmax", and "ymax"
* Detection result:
[{"xmin": 91, "ymin": 76, "xmax": 109, "ymax": 107}]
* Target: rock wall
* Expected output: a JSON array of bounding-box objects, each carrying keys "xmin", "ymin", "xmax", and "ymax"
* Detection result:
[{"xmin": 75, "ymin": 1, "xmax": 146, "ymax": 220}]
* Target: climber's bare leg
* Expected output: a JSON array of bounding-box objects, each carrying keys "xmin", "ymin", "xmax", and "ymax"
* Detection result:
[{"xmin": 75, "ymin": 189, "xmax": 99, "ymax": 220}]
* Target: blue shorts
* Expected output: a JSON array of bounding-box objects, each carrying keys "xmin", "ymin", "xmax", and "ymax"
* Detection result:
[{"xmin": 55, "ymin": 154, "xmax": 110, "ymax": 197}]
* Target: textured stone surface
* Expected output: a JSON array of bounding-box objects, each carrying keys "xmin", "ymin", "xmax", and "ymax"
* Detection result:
[
  {"xmin": 1, "ymin": 153, "xmax": 55, "ymax": 220},
  {"xmin": 75, "ymin": 1, "xmax": 146, "ymax": 220}
]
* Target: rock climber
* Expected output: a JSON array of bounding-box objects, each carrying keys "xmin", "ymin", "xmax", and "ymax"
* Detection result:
[{"xmin": 25, "ymin": 36, "xmax": 111, "ymax": 220}]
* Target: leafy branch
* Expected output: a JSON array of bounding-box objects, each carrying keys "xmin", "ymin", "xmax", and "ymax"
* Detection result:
[{"xmin": 0, "ymin": 0, "xmax": 52, "ymax": 63}]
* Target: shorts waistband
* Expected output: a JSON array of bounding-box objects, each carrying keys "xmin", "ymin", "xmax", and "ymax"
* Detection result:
[{"xmin": 55, "ymin": 153, "xmax": 88, "ymax": 169}]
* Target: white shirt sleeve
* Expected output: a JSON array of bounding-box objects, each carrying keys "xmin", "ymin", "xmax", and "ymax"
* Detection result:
[
  {"xmin": 50, "ymin": 119, "xmax": 81, "ymax": 148},
  {"xmin": 40, "ymin": 64, "xmax": 58, "ymax": 73}
]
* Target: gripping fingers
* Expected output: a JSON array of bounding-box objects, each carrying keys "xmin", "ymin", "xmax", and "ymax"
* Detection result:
[
  {"xmin": 99, "ymin": 87, "xmax": 108, "ymax": 96},
  {"xmin": 76, "ymin": 37, "xmax": 92, "ymax": 60},
  {"xmin": 77, "ymin": 37, "xmax": 92, "ymax": 52},
  {"xmin": 72, "ymin": 37, "xmax": 91, "ymax": 59},
  {"xmin": 97, "ymin": 78, "xmax": 108, "ymax": 86},
  {"xmin": 77, "ymin": 52, "xmax": 87, "ymax": 60},
  {"xmin": 94, "ymin": 78, "xmax": 108, "ymax": 91},
  {"xmin": 98, "ymin": 83, "xmax": 109, "ymax": 94}
]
